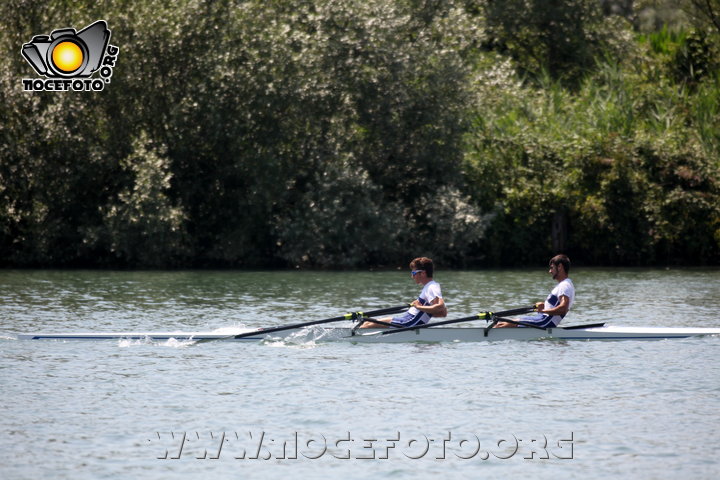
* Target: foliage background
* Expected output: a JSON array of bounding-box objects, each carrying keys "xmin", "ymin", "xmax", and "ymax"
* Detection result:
[{"xmin": 1, "ymin": 0, "xmax": 718, "ymax": 268}]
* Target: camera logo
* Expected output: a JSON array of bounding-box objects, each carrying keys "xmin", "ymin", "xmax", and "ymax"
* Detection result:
[{"xmin": 21, "ymin": 20, "xmax": 119, "ymax": 92}]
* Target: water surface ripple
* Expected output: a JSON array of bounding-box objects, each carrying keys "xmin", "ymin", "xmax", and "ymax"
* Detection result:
[{"xmin": 1, "ymin": 269, "xmax": 719, "ymax": 479}]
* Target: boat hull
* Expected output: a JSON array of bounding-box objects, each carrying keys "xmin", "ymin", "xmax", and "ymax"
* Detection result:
[{"xmin": 16, "ymin": 326, "xmax": 720, "ymax": 343}]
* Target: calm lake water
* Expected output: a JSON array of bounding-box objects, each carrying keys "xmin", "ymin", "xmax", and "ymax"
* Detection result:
[{"xmin": 1, "ymin": 268, "xmax": 719, "ymax": 479}]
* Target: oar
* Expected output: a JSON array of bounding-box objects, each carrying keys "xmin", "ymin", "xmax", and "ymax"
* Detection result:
[
  {"xmin": 232, "ymin": 305, "xmax": 409, "ymax": 339},
  {"xmin": 365, "ymin": 306, "xmax": 536, "ymax": 337}
]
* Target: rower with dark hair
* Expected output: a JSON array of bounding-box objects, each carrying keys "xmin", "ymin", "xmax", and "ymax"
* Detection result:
[
  {"xmin": 497, "ymin": 254, "xmax": 575, "ymax": 328},
  {"xmin": 359, "ymin": 257, "xmax": 447, "ymax": 328}
]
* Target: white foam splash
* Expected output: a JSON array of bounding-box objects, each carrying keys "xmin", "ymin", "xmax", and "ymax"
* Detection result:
[
  {"xmin": 262, "ymin": 325, "xmax": 344, "ymax": 349},
  {"xmin": 117, "ymin": 336, "xmax": 154, "ymax": 348},
  {"xmin": 209, "ymin": 326, "xmax": 251, "ymax": 336},
  {"xmin": 162, "ymin": 337, "xmax": 198, "ymax": 348},
  {"xmin": 117, "ymin": 335, "xmax": 196, "ymax": 348}
]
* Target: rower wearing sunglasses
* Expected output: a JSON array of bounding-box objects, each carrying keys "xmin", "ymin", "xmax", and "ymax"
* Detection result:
[{"xmin": 359, "ymin": 257, "xmax": 447, "ymax": 329}]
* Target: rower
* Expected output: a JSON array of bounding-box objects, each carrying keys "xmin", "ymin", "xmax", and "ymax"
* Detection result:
[
  {"xmin": 359, "ymin": 257, "xmax": 447, "ymax": 328},
  {"xmin": 496, "ymin": 254, "xmax": 575, "ymax": 328}
]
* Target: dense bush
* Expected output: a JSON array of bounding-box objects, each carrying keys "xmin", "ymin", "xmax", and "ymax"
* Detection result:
[
  {"xmin": 465, "ymin": 29, "xmax": 720, "ymax": 265},
  {"xmin": 1, "ymin": 0, "xmax": 718, "ymax": 268}
]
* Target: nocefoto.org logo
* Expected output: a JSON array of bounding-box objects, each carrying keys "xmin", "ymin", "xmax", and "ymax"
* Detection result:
[{"xmin": 21, "ymin": 20, "xmax": 119, "ymax": 92}]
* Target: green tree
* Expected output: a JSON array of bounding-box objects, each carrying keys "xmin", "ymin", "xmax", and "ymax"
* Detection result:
[
  {"xmin": 97, "ymin": 132, "xmax": 187, "ymax": 267},
  {"xmin": 483, "ymin": 0, "xmax": 631, "ymax": 86}
]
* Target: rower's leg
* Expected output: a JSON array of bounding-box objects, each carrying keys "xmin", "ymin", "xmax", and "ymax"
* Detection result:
[{"xmin": 358, "ymin": 317, "xmax": 392, "ymax": 329}]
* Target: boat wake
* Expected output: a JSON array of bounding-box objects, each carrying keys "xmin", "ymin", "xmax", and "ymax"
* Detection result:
[
  {"xmin": 117, "ymin": 336, "xmax": 200, "ymax": 348},
  {"xmin": 117, "ymin": 325, "xmax": 252, "ymax": 348},
  {"xmin": 263, "ymin": 325, "xmax": 342, "ymax": 348}
]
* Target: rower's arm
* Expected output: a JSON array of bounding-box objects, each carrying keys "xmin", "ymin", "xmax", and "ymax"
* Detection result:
[
  {"xmin": 412, "ymin": 297, "xmax": 447, "ymax": 317},
  {"xmin": 537, "ymin": 295, "xmax": 570, "ymax": 317}
]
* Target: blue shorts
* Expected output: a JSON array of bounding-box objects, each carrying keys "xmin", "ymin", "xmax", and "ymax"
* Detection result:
[
  {"xmin": 518, "ymin": 313, "xmax": 558, "ymax": 328},
  {"xmin": 390, "ymin": 311, "xmax": 427, "ymax": 327}
]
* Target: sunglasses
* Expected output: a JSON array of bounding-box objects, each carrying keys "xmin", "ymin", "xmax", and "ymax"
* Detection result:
[{"xmin": 411, "ymin": 270, "xmax": 425, "ymax": 276}]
